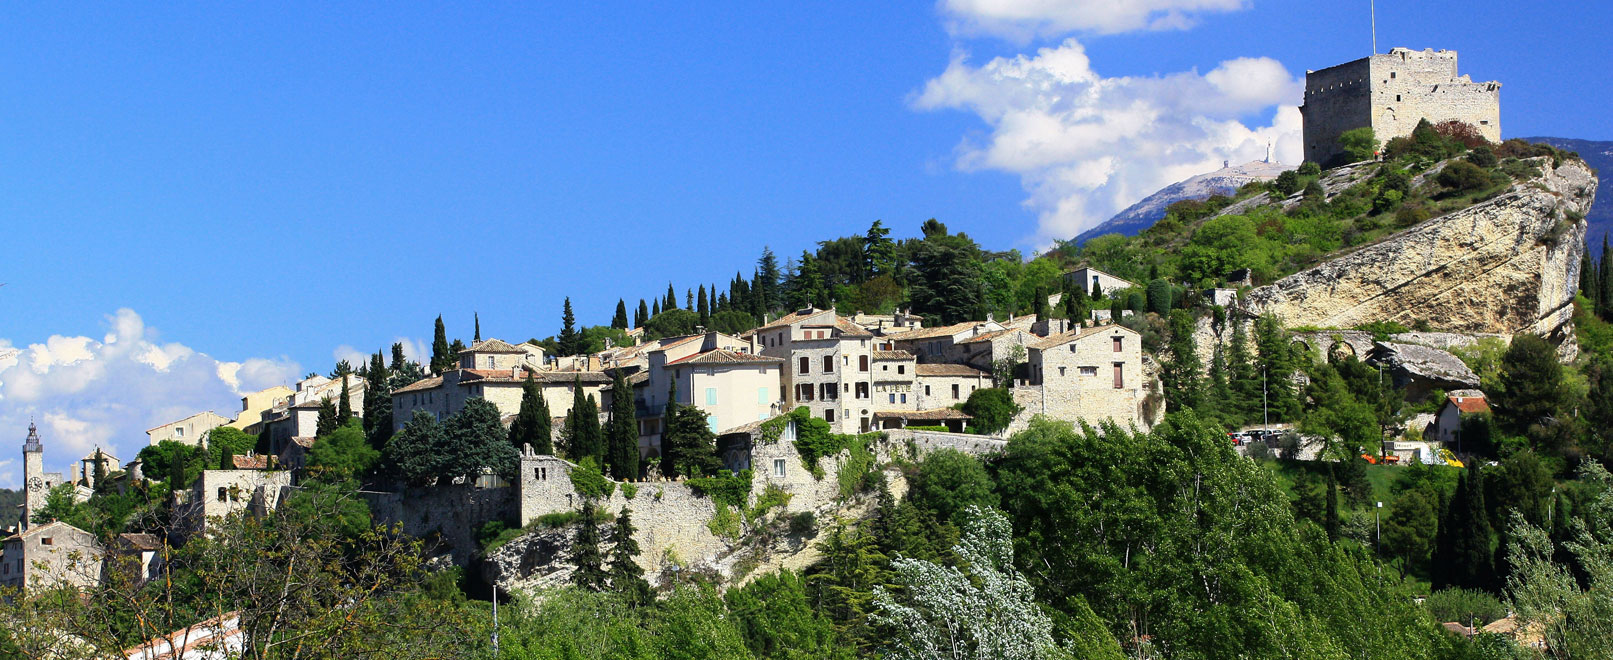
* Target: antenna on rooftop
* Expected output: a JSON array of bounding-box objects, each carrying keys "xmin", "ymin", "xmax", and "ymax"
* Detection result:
[{"xmin": 1370, "ymin": 0, "xmax": 1377, "ymax": 55}]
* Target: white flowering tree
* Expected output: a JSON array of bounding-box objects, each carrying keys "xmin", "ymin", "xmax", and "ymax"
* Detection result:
[{"xmin": 871, "ymin": 505, "xmax": 1071, "ymax": 660}]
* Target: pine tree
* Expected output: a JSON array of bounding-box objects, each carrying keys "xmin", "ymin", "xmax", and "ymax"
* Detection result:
[
  {"xmin": 612, "ymin": 299, "xmax": 629, "ymax": 330},
  {"xmin": 608, "ymin": 506, "xmax": 652, "ymax": 606},
  {"xmin": 509, "ymin": 373, "xmax": 553, "ymax": 454},
  {"xmin": 863, "ymin": 219, "xmax": 896, "ymax": 279},
  {"xmin": 572, "ymin": 500, "xmax": 608, "ymax": 591},
  {"xmin": 431, "ymin": 316, "xmax": 450, "ymax": 373},
  {"xmin": 558, "ymin": 297, "xmax": 580, "ymax": 357},
  {"xmin": 758, "ymin": 247, "xmax": 781, "ymax": 313},
  {"xmin": 1228, "ymin": 319, "xmax": 1259, "ymax": 423},
  {"xmin": 696, "ymin": 284, "xmax": 710, "ymax": 325},
  {"xmin": 316, "ymin": 396, "xmax": 339, "ymax": 436},
  {"xmin": 336, "ymin": 373, "xmax": 354, "ymax": 426},
  {"xmin": 1254, "ymin": 314, "xmax": 1299, "ymax": 421},
  {"xmin": 665, "ymin": 283, "xmax": 678, "ymax": 311},
  {"xmin": 606, "ymin": 370, "xmax": 639, "ymax": 480},
  {"xmin": 363, "ymin": 351, "xmax": 393, "ymax": 450},
  {"xmin": 448, "ymin": 338, "xmax": 466, "ymax": 362},
  {"xmin": 474, "ymin": 312, "xmax": 481, "ymax": 343},
  {"xmin": 1206, "ymin": 340, "xmax": 1231, "ymax": 407},
  {"xmin": 635, "ymin": 299, "xmax": 649, "ymax": 328}
]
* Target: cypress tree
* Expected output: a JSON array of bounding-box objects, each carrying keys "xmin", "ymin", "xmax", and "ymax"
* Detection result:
[
  {"xmin": 635, "ymin": 299, "xmax": 649, "ymax": 328},
  {"xmin": 652, "ymin": 299, "xmax": 661, "ymax": 317},
  {"xmin": 316, "ymin": 396, "xmax": 339, "ymax": 436},
  {"xmin": 566, "ymin": 378, "xmax": 602, "ymax": 462},
  {"xmin": 336, "ymin": 373, "xmax": 354, "ymax": 426},
  {"xmin": 608, "ymin": 506, "xmax": 652, "ymax": 605},
  {"xmin": 1206, "ymin": 341, "xmax": 1231, "ymax": 407},
  {"xmin": 1090, "ymin": 281, "xmax": 1102, "ymax": 300},
  {"xmin": 169, "ymin": 451, "xmax": 188, "ymax": 490},
  {"xmin": 1581, "ymin": 238, "xmax": 1595, "ymax": 299},
  {"xmin": 1324, "ymin": 466, "xmax": 1340, "ymax": 542},
  {"xmin": 606, "ymin": 370, "xmax": 639, "ymax": 480},
  {"xmin": 1227, "ymin": 320, "xmax": 1258, "ymax": 423},
  {"xmin": 758, "ymin": 248, "xmax": 781, "ymax": 312},
  {"xmin": 219, "ymin": 445, "xmax": 234, "ymax": 471},
  {"xmin": 558, "ymin": 298, "xmax": 580, "ymax": 357},
  {"xmin": 391, "ymin": 342, "xmax": 408, "ymax": 372},
  {"xmin": 571, "ymin": 500, "xmax": 608, "ymax": 591},
  {"xmin": 474, "ymin": 312, "xmax": 481, "ymax": 343},
  {"xmin": 697, "ymin": 284, "xmax": 710, "ymax": 325},
  {"xmin": 665, "ymin": 283, "xmax": 678, "ymax": 310},
  {"xmin": 1034, "ymin": 286, "xmax": 1051, "ymax": 322},
  {"xmin": 510, "ymin": 373, "xmax": 553, "ymax": 454},
  {"xmin": 363, "ymin": 351, "xmax": 393, "ymax": 450},
  {"xmin": 92, "ymin": 450, "xmax": 109, "ymax": 494},
  {"xmin": 431, "ymin": 316, "xmax": 450, "ymax": 373},
  {"xmin": 1162, "ymin": 310, "xmax": 1202, "ymax": 412},
  {"xmin": 612, "ymin": 299, "xmax": 629, "ymax": 330},
  {"xmin": 1600, "ymin": 234, "xmax": 1612, "ymax": 319},
  {"xmin": 661, "ymin": 379, "xmax": 682, "ymax": 479}
]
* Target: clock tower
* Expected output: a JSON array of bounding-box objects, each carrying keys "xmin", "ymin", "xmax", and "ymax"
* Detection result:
[{"xmin": 22, "ymin": 422, "xmax": 44, "ymax": 531}]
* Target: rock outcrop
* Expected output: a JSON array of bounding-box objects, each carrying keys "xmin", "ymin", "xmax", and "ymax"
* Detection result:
[{"xmin": 1242, "ymin": 158, "xmax": 1597, "ymax": 351}]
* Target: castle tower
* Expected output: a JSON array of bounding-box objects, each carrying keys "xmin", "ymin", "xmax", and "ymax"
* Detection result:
[
  {"xmin": 1300, "ymin": 48, "xmax": 1501, "ymax": 166},
  {"xmin": 22, "ymin": 422, "xmax": 44, "ymax": 531}
]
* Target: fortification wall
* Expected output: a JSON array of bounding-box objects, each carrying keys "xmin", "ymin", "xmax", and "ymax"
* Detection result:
[
  {"xmin": 366, "ymin": 485, "xmax": 514, "ymax": 565},
  {"xmin": 1302, "ymin": 58, "xmax": 1373, "ymax": 165}
]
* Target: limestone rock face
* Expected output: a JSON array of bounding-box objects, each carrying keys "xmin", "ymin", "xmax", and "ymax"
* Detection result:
[{"xmin": 1242, "ymin": 159, "xmax": 1597, "ymax": 348}]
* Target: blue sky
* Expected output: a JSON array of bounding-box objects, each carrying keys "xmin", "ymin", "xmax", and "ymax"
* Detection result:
[{"xmin": 0, "ymin": 1, "xmax": 1607, "ymax": 482}]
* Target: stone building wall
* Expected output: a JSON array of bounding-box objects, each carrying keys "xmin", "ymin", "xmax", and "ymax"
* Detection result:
[
  {"xmin": 0, "ymin": 522, "xmax": 102, "ymax": 593},
  {"xmin": 1302, "ymin": 48, "xmax": 1500, "ymax": 165},
  {"xmin": 176, "ymin": 469, "xmax": 294, "ymax": 537},
  {"xmin": 366, "ymin": 484, "xmax": 515, "ymax": 566}
]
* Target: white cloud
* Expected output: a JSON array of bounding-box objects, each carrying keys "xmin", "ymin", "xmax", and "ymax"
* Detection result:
[
  {"xmin": 941, "ymin": 0, "xmax": 1248, "ymax": 39},
  {"xmin": 914, "ymin": 38, "xmax": 1302, "ymax": 245},
  {"xmin": 0, "ymin": 309, "xmax": 301, "ymax": 487},
  {"xmin": 334, "ymin": 336, "xmax": 427, "ymax": 372}
]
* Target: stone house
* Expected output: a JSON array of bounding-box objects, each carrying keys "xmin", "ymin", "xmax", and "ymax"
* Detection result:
[
  {"xmin": 914, "ymin": 363, "xmax": 990, "ymax": 410},
  {"xmin": 0, "ymin": 520, "xmax": 103, "ymax": 593},
  {"xmin": 632, "ymin": 332, "xmax": 756, "ymax": 449},
  {"xmin": 147, "ymin": 411, "xmax": 233, "ymax": 447},
  {"xmin": 457, "ymin": 338, "xmax": 543, "ymax": 371},
  {"xmin": 226, "ymin": 385, "xmax": 294, "ymax": 433},
  {"xmin": 259, "ymin": 374, "xmax": 367, "ymax": 454},
  {"xmin": 654, "ymin": 348, "xmax": 782, "ymax": 453},
  {"xmin": 392, "ymin": 368, "xmax": 611, "ymax": 431},
  {"xmin": 1021, "ymin": 324, "xmax": 1148, "ymax": 429},
  {"xmin": 173, "ymin": 469, "xmax": 294, "ymax": 539},
  {"xmin": 946, "ymin": 327, "xmax": 1036, "ymax": 372},
  {"xmin": 1428, "ymin": 391, "xmax": 1490, "ymax": 445},
  {"xmin": 886, "ymin": 320, "xmax": 1006, "ymax": 363},
  {"xmin": 752, "ymin": 308, "xmax": 883, "ymax": 434},
  {"xmin": 871, "ymin": 349, "xmax": 918, "ymax": 414},
  {"xmin": 1063, "ymin": 266, "xmax": 1135, "ymax": 298}
]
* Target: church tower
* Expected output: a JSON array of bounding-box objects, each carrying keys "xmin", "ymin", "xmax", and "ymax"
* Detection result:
[{"xmin": 22, "ymin": 422, "xmax": 44, "ymax": 531}]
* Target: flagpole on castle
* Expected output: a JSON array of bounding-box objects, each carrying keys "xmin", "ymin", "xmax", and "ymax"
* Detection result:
[{"xmin": 1370, "ymin": 0, "xmax": 1377, "ymax": 55}]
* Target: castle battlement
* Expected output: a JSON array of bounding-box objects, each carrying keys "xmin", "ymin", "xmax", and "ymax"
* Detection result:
[{"xmin": 1300, "ymin": 48, "xmax": 1501, "ymax": 165}]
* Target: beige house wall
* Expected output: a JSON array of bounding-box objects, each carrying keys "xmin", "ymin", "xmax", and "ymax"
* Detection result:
[
  {"xmin": 1027, "ymin": 326, "xmax": 1145, "ymax": 428},
  {"xmin": 0, "ymin": 522, "xmax": 103, "ymax": 593},
  {"xmin": 147, "ymin": 412, "xmax": 233, "ymax": 447},
  {"xmin": 915, "ymin": 373, "xmax": 989, "ymax": 410},
  {"xmin": 229, "ymin": 386, "xmax": 294, "ymax": 431}
]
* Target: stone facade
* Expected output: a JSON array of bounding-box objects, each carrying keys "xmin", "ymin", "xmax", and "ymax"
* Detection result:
[
  {"xmin": 754, "ymin": 308, "xmax": 883, "ymax": 433},
  {"xmin": 0, "ymin": 520, "xmax": 103, "ymax": 593},
  {"xmin": 913, "ymin": 364, "xmax": 990, "ymax": 410},
  {"xmin": 1063, "ymin": 266, "xmax": 1135, "ymax": 298},
  {"xmin": 1302, "ymin": 48, "xmax": 1501, "ymax": 165},
  {"xmin": 1020, "ymin": 325, "xmax": 1148, "ymax": 430},
  {"xmin": 392, "ymin": 368, "xmax": 610, "ymax": 432},
  {"xmin": 147, "ymin": 411, "xmax": 233, "ymax": 447},
  {"xmin": 174, "ymin": 469, "xmax": 294, "ymax": 538}
]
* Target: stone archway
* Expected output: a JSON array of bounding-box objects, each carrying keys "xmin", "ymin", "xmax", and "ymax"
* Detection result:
[{"xmin": 1328, "ymin": 340, "xmax": 1357, "ymax": 363}]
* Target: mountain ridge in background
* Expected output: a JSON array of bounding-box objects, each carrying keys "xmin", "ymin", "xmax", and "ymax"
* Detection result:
[{"xmin": 1071, "ymin": 160, "xmax": 1291, "ymax": 245}]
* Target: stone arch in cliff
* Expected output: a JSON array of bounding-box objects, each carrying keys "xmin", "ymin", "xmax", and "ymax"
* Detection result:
[
  {"xmin": 1291, "ymin": 339, "xmax": 1314, "ymax": 362},
  {"xmin": 1328, "ymin": 340, "xmax": 1357, "ymax": 362}
]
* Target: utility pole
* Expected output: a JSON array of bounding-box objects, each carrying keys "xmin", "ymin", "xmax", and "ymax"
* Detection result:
[
  {"xmin": 492, "ymin": 587, "xmax": 500, "ymax": 656},
  {"xmin": 1375, "ymin": 501, "xmax": 1383, "ymax": 578}
]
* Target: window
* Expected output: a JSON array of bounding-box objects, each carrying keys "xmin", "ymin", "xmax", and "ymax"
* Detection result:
[
  {"xmin": 889, "ymin": 393, "xmax": 896, "ymax": 404},
  {"xmin": 797, "ymin": 384, "xmax": 814, "ymax": 401},
  {"xmin": 897, "ymin": 365, "xmax": 905, "ymax": 375},
  {"xmin": 1395, "ymin": 94, "xmax": 1401, "ymax": 102},
  {"xmin": 1080, "ymin": 366, "xmax": 1097, "ymax": 377},
  {"xmin": 821, "ymin": 383, "xmax": 837, "ymax": 401},
  {"xmin": 773, "ymin": 459, "xmax": 787, "ymax": 477},
  {"xmin": 900, "ymin": 393, "xmax": 907, "ymax": 404},
  {"xmin": 174, "ymin": 427, "xmax": 185, "ymax": 438},
  {"xmin": 1058, "ymin": 367, "xmax": 1066, "ymax": 377},
  {"xmin": 706, "ymin": 388, "xmax": 718, "ymax": 405},
  {"xmin": 952, "ymin": 383, "xmax": 960, "ymax": 399},
  {"xmin": 1112, "ymin": 337, "xmax": 1123, "ymax": 352},
  {"xmin": 855, "ymin": 382, "xmax": 869, "ymax": 399},
  {"xmin": 758, "ymin": 387, "xmax": 770, "ymax": 404},
  {"xmin": 1391, "ymin": 71, "xmax": 1396, "ymax": 79},
  {"xmin": 486, "ymin": 356, "xmax": 495, "ymax": 368},
  {"xmin": 217, "ymin": 488, "xmax": 227, "ymax": 502},
  {"xmin": 859, "ymin": 355, "xmax": 868, "ymax": 371},
  {"xmin": 825, "ymin": 408, "xmax": 835, "ymax": 422},
  {"xmin": 708, "ymin": 417, "xmax": 719, "ymax": 433},
  {"xmin": 1113, "ymin": 363, "xmax": 1124, "ymax": 389},
  {"xmin": 41, "ymin": 537, "xmax": 53, "ymax": 546},
  {"xmin": 822, "ymin": 356, "xmax": 834, "ymax": 373},
  {"xmin": 924, "ymin": 385, "xmax": 931, "ymax": 396},
  {"xmin": 799, "ymin": 357, "xmax": 810, "ymax": 374},
  {"xmin": 535, "ymin": 467, "xmax": 546, "ymax": 480}
]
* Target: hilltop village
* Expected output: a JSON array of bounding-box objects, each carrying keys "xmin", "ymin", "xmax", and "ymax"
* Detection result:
[{"xmin": 3, "ymin": 48, "xmax": 1609, "ymax": 658}]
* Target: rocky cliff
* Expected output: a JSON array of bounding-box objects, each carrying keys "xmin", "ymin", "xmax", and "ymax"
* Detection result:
[{"xmin": 1241, "ymin": 158, "xmax": 1597, "ymax": 349}]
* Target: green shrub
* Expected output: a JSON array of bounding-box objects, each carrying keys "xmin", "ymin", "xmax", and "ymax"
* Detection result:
[
  {"xmin": 1465, "ymin": 146, "xmax": 1498, "ymax": 168},
  {"xmin": 534, "ymin": 511, "xmax": 582, "ymax": 528},
  {"xmin": 1436, "ymin": 160, "xmax": 1490, "ymax": 194},
  {"xmin": 905, "ymin": 425, "xmax": 949, "ymax": 432},
  {"xmin": 687, "ymin": 469, "xmax": 752, "ymax": 509},
  {"xmin": 708, "ymin": 503, "xmax": 741, "ymax": 539},
  {"xmin": 1338, "ymin": 126, "xmax": 1378, "ymax": 162},
  {"xmin": 1355, "ymin": 320, "xmax": 1411, "ymax": 342},
  {"xmin": 1395, "ymin": 204, "xmax": 1431, "ymax": 227},
  {"xmin": 1424, "ymin": 588, "xmax": 1506, "ymax": 626},
  {"xmin": 568, "ymin": 457, "xmax": 615, "ymax": 499},
  {"xmin": 621, "ymin": 483, "xmax": 638, "ymax": 499},
  {"xmin": 1298, "ymin": 161, "xmax": 1323, "ymax": 176},
  {"xmin": 787, "ymin": 511, "xmax": 816, "ymax": 536},
  {"xmin": 1272, "ymin": 170, "xmax": 1303, "ymax": 196},
  {"xmin": 960, "ymin": 388, "xmax": 1022, "ymax": 435}
]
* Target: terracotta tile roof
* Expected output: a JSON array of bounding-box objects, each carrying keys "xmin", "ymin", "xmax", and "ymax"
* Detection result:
[
  {"xmin": 393, "ymin": 376, "xmax": 443, "ymax": 394},
  {"xmin": 957, "ymin": 329, "xmax": 1018, "ymax": 344},
  {"xmin": 718, "ymin": 412, "xmax": 788, "ymax": 436},
  {"xmin": 119, "ymin": 533, "xmax": 161, "ymax": 552},
  {"xmin": 507, "ymin": 370, "xmax": 613, "ymax": 385},
  {"xmin": 231, "ymin": 455, "xmax": 270, "ymax": 470},
  {"xmin": 871, "ymin": 408, "xmax": 973, "ymax": 421},
  {"xmin": 885, "ymin": 322, "xmax": 975, "ymax": 342},
  {"xmin": 873, "ymin": 350, "xmax": 914, "ymax": 360},
  {"xmin": 915, "ymin": 363, "xmax": 988, "ymax": 377},
  {"xmin": 665, "ymin": 349, "xmax": 783, "ymax": 368},
  {"xmin": 754, "ymin": 308, "xmax": 831, "ymax": 332},
  {"xmin": 1448, "ymin": 395, "xmax": 1490, "ymax": 414},
  {"xmin": 289, "ymin": 399, "xmax": 329, "ymax": 409},
  {"xmin": 833, "ymin": 317, "xmax": 873, "ymax": 337},
  {"xmin": 290, "ymin": 436, "xmax": 316, "ymax": 449},
  {"xmin": 1030, "ymin": 324, "xmax": 1131, "ymax": 350},
  {"xmin": 460, "ymin": 338, "xmax": 529, "ymax": 354}
]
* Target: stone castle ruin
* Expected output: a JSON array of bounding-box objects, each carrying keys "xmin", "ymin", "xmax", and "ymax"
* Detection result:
[{"xmin": 1301, "ymin": 47, "xmax": 1501, "ymax": 165}]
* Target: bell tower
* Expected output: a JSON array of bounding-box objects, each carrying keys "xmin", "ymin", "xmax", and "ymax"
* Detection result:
[{"xmin": 22, "ymin": 422, "xmax": 44, "ymax": 531}]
